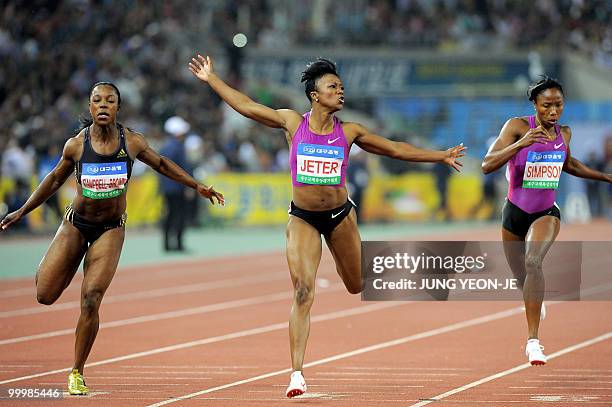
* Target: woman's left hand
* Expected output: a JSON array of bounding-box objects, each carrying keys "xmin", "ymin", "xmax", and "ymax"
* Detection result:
[
  {"xmin": 443, "ymin": 144, "xmax": 467, "ymax": 172},
  {"xmin": 197, "ymin": 184, "xmax": 225, "ymax": 205}
]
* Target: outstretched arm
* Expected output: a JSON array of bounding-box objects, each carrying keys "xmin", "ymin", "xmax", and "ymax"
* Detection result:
[
  {"xmin": 0, "ymin": 138, "xmax": 78, "ymax": 231},
  {"xmin": 189, "ymin": 54, "xmax": 302, "ymax": 131},
  {"xmin": 562, "ymin": 127, "xmax": 611, "ymax": 182},
  {"xmin": 130, "ymin": 131, "xmax": 224, "ymax": 205},
  {"xmin": 565, "ymin": 157, "xmax": 611, "ymax": 182},
  {"xmin": 349, "ymin": 123, "xmax": 466, "ymax": 171},
  {"xmin": 482, "ymin": 118, "xmax": 550, "ymax": 174}
]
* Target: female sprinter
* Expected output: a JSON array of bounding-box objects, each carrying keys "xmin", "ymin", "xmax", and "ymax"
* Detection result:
[
  {"xmin": 482, "ymin": 77, "xmax": 611, "ymax": 365},
  {"xmin": 0, "ymin": 82, "xmax": 224, "ymax": 395},
  {"xmin": 189, "ymin": 55, "xmax": 465, "ymax": 397}
]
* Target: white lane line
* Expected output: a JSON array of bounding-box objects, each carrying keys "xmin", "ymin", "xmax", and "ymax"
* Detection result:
[
  {"xmin": 337, "ymin": 366, "xmax": 472, "ymax": 371},
  {"xmin": 119, "ymin": 365, "xmax": 263, "ymax": 369},
  {"xmin": 526, "ymin": 380, "xmax": 612, "ymax": 384},
  {"xmin": 410, "ymin": 331, "xmax": 612, "ymax": 407},
  {"xmin": 0, "ymin": 271, "xmax": 286, "ymax": 318},
  {"xmin": 511, "ymin": 386, "xmax": 612, "ymax": 390},
  {"xmin": 86, "ymin": 376, "xmax": 213, "ymax": 380},
  {"xmin": 549, "ymin": 369, "xmax": 612, "ymax": 372},
  {"xmin": 539, "ymin": 374, "xmax": 612, "ymax": 378},
  {"xmin": 0, "ymin": 255, "xmax": 284, "ymax": 299},
  {"xmin": 312, "ymin": 378, "xmax": 444, "ymax": 382},
  {"xmin": 0, "ymin": 301, "xmax": 403, "ymax": 385},
  {"xmin": 0, "ymin": 284, "xmax": 343, "ymax": 346},
  {"xmin": 315, "ymin": 372, "xmax": 458, "ymax": 376},
  {"xmin": 271, "ymin": 384, "xmax": 425, "ymax": 388},
  {"xmin": 145, "ymin": 306, "xmax": 527, "ymax": 406},
  {"xmin": 497, "ymin": 393, "xmax": 612, "ymax": 396},
  {"xmin": 93, "ymin": 370, "xmax": 238, "ymax": 378},
  {"xmin": 0, "ymin": 287, "xmax": 33, "ymax": 299}
]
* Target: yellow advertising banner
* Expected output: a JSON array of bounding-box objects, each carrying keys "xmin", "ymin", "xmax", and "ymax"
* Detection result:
[
  {"xmin": 206, "ymin": 173, "xmax": 292, "ymax": 226},
  {"xmin": 10, "ymin": 172, "xmax": 482, "ymax": 230}
]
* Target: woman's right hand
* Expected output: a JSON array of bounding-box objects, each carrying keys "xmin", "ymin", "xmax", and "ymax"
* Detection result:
[
  {"xmin": 517, "ymin": 126, "xmax": 550, "ymax": 148},
  {"xmin": 0, "ymin": 210, "xmax": 23, "ymax": 232},
  {"xmin": 189, "ymin": 54, "xmax": 214, "ymax": 83}
]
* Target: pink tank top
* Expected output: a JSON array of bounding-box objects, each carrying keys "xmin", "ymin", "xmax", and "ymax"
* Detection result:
[
  {"xmin": 290, "ymin": 112, "xmax": 349, "ymax": 187},
  {"xmin": 507, "ymin": 116, "xmax": 567, "ymax": 213}
]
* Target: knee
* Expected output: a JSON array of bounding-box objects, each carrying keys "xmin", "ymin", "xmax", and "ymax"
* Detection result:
[
  {"xmin": 525, "ymin": 255, "xmax": 543, "ymax": 272},
  {"xmin": 294, "ymin": 282, "xmax": 315, "ymax": 307},
  {"xmin": 346, "ymin": 281, "xmax": 363, "ymax": 295},
  {"xmin": 36, "ymin": 276, "xmax": 59, "ymax": 305},
  {"xmin": 81, "ymin": 289, "xmax": 104, "ymax": 315},
  {"xmin": 36, "ymin": 292, "xmax": 57, "ymax": 306}
]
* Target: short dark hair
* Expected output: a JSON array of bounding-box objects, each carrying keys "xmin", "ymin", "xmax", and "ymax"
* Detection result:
[
  {"xmin": 527, "ymin": 76, "xmax": 564, "ymax": 102},
  {"xmin": 90, "ymin": 82, "xmax": 122, "ymax": 106},
  {"xmin": 300, "ymin": 58, "xmax": 339, "ymax": 102}
]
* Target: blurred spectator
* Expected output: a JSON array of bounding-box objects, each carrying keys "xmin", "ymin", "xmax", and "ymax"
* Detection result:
[
  {"xmin": 185, "ymin": 133, "xmax": 205, "ymax": 227},
  {"xmin": 38, "ymin": 143, "xmax": 63, "ymax": 223},
  {"xmin": 346, "ymin": 146, "xmax": 370, "ymax": 223},
  {"xmin": 584, "ymin": 152, "xmax": 605, "ymax": 217},
  {"xmin": 160, "ymin": 116, "xmax": 190, "ymax": 252},
  {"xmin": 433, "ymin": 162, "xmax": 452, "ymax": 221},
  {"xmin": 1, "ymin": 136, "xmax": 34, "ymax": 231}
]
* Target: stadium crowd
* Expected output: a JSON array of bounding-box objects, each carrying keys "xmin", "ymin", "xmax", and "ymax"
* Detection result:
[{"xmin": 1, "ymin": 0, "xmax": 610, "ymax": 224}]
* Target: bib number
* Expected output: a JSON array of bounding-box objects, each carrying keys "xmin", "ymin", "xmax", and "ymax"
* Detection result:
[
  {"xmin": 296, "ymin": 143, "xmax": 344, "ymax": 185},
  {"xmin": 522, "ymin": 151, "xmax": 565, "ymax": 189}
]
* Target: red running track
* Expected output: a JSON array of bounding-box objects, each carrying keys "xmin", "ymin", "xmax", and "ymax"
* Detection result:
[{"xmin": 0, "ymin": 222, "xmax": 610, "ymax": 406}]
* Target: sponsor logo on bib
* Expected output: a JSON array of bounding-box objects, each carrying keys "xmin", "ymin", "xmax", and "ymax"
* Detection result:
[
  {"xmin": 81, "ymin": 162, "xmax": 128, "ymax": 199},
  {"xmin": 522, "ymin": 151, "xmax": 566, "ymax": 189},
  {"xmin": 296, "ymin": 143, "xmax": 344, "ymax": 185}
]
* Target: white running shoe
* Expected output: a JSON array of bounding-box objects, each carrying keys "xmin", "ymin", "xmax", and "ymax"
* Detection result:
[
  {"xmin": 526, "ymin": 339, "xmax": 547, "ymax": 365},
  {"xmin": 286, "ymin": 371, "xmax": 307, "ymax": 398}
]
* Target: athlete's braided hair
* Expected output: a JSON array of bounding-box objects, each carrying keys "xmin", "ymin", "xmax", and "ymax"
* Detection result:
[{"xmin": 301, "ymin": 58, "xmax": 339, "ymax": 102}]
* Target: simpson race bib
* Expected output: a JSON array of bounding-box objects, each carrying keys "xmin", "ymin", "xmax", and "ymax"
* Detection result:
[
  {"xmin": 296, "ymin": 143, "xmax": 344, "ymax": 185},
  {"xmin": 81, "ymin": 162, "xmax": 128, "ymax": 199},
  {"xmin": 522, "ymin": 151, "xmax": 566, "ymax": 189}
]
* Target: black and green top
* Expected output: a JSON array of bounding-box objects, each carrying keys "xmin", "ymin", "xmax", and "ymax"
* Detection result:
[{"xmin": 75, "ymin": 125, "xmax": 133, "ymax": 200}]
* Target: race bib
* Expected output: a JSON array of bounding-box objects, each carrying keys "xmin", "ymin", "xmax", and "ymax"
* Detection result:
[
  {"xmin": 522, "ymin": 151, "xmax": 566, "ymax": 189},
  {"xmin": 296, "ymin": 143, "xmax": 344, "ymax": 185},
  {"xmin": 81, "ymin": 162, "xmax": 128, "ymax": 199}
]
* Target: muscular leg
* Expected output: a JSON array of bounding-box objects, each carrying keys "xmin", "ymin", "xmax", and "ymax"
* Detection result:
[
  {"xmin": 286, "ymin": 216, "xmax": 322, "ymax": 372},
  {"xmin": 74, "ymin": 227, "xmax": 125, "ymax": 373},
  {"xmin": 324, "ymin": 209, "xmax": 362, "ymax": 294},
  {"xmin": 36, "ymin": 221, "xmax": 87, "ymax": 305},
  {"xmin": 523, "ymin": 216, "xmax": 560, "ymax": 339}
]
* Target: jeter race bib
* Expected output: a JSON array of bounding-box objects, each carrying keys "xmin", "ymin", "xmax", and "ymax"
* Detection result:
[
  {"xmin": 522, "ymin": 151, "xmax": 566, "ymax": 189},
  {"xmin": 81, "ymin": 162, "xmax": 128, "ymax": 199},
  {"xmin": 296, "ymin": 143, "xmax": 344, "ymax": 185}
]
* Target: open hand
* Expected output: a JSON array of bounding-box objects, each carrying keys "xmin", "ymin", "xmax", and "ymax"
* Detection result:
[
  {"xmin": 443, "ymin": 144, "xmax": 467, "ymax": 172},
  {"xmin": 188, "ymin": 54, "xmax": 214, "ymax": 83},
  {"xmin": 197, "ymin": 184, "xmax": 225, "ymax": 206},
  {"xmin": 0, "ymin": 210, "xmax": 23, "ymax": 232}
]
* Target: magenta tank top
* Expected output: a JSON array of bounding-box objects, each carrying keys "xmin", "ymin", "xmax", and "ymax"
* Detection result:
[
  {"xmin": 290, "ymin": 112, "xmax": 349, "ymax": 187},
  {"xmin": 507, "ymin": 116, "xmax": 567, "ymax": 213}
]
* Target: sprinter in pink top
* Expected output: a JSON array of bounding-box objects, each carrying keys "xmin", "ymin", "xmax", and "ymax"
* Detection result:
[
  {"xmin": 483, "ymin": 77, "xmax": 611, "ymax": 367},
  {"xmin": 190, "ymin": 54, "xmax": 466, "ymax": 398}
]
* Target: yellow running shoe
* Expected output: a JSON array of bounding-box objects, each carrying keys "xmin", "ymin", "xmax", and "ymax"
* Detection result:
[{"xmin": 68, "ymin": 368, "xmax": 88, "ymax": 395}]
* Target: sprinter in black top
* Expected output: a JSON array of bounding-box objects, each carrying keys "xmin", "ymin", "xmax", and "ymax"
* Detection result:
[
  {"xmin": 66, "ymin": 123, "xmax": 133, "ymax": 244},
  {"xmin": 0, "ymin": 82, "xmax": 224, "ymax": 396}
]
